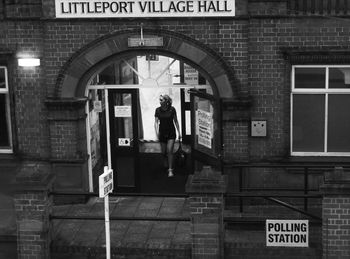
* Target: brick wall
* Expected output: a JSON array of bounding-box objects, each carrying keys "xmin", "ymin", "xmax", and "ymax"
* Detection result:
[
  {"xmin": 322, "ymin": 196, "xmax": 350, "ymax": 258},
  {"xmin": 14, "ymin": 191, "xmax": 51, "ymax": 259},
  {"xmin": 223, "ymin": 122, "xmax": 249, "ymax": 162},
  {"xmin": 0, "ymin": 19, "xmax": 49, "ymax": 159},
  {"xmin": 46, "ymin": 99, "xmax": 87, "ymax": 160},
  {"xmin": 321, "ymin": 168, "xmax": 350, "ymax": 258},
  {"xmin": 50, "ymin": 121, "xmax": 78, "ymax": 159},
  {"xmin": 186, "ymin": 167, "xmax": 226, "ymax": 259},
  {"xmin": 248, "ymin": 16, "xmax": 350, "ymax": 160},
  {"xmin": 43, "ymin": 19, "xmax": 249, "ymax": 97},
  {"xmin": 13, "ymin": 162, "xmax": 54, "ymax": 259},
  {"xmin": 2, "ymin": 0, "xmax": 350, "ymax": 164}
]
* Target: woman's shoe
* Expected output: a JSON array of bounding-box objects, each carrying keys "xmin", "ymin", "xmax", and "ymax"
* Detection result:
[{"xmin": 168, "ymin": 169, "xmax": 174, "ymax": 177}]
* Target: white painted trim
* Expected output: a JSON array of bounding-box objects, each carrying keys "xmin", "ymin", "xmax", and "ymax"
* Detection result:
[
  {"xmin": 324, "ymin": 93, "xmax": 328, "ymax": 153},
  {"xmin": 0, "ymin": 67, "xmax": 13, "ymax": 153},
  {"xmin": 292, "ymin": 89, "xmax": 350, "ymax": 93},
  {"xmin": 293, "ymin": 65, "xmax": 350, "ymax": 68},
  {"xmin": 85, "ymin": 98, "xmax": 93, "ymax": 192},
  {"xmin": 292, "ymin": 152, "xmax": 350, "ymax": 157},
  {"xmin": 0, "ymin": 149, "xmax": 13, "ymax": 154},
  {"xmin": 105, "ymin": 89, "xmax": 112, "ymax": 169},
  {"xmin": 290, "ymin": 67, "xmax": 294, "ymax": 156},
  {"xmin": 87, "ymin": 84, "xmax": 210, "ymax": 90},
  {"xmin": 291, "ymin": 65, "xmax": 350, "ymax": 156},
  {"xmin": 324, "ymin": 68, "xmax": 329, "ymax": 153}
]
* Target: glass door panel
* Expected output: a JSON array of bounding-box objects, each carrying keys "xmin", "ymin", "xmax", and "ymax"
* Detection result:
[{"xmin": 109, "ymin": 89, "xmax": 139, "ymax": 190}]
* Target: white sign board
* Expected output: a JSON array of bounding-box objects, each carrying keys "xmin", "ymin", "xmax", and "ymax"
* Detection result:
[
  {"xmin": 184, "ymin": 64, "xmax": 198, "ymax": 85},
  {"xmin": 55, "ymin": 0, "xmax": 235, "ymax": 18},
  {"xmin": 118, "ymin": 138, "xmax": 131, "ymax": 146},
  {"xmin": 128, "ymin": 37, "xmax": 163, "ymax": 47},
  {"xmin": 266, "ymin": 220, "xmax": 309, "ymax": 247},
  {"xmin": 196, "ymin": 109, "xmax": 212, "ymax": 149},
  {"xmin": 114, "ymin": 106, "xmax": 131, "ymax": 117},
  {"xmin": 99, "ymin": 167, "xmax": 114, "ymax": 198}
]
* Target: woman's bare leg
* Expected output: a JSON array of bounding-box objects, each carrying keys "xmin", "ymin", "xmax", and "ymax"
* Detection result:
[
  {"xmin": 167, "ymin": 139, "xmax": 175, "ymax": 176},
  {"xmin": 160, "ymin": 142, "xmax": 168, "ymax": 168}
]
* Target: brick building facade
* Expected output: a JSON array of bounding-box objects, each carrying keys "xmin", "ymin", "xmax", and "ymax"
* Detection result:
[
  {"xmin": 1, "ymin": 0, "xmax": 350, "ymax": 257},
  {"xmin": 2, "ymin": 0, "xmax": 350, "ymax": 188}
]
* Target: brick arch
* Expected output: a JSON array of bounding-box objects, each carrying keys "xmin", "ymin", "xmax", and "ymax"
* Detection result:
[{"xmin": 56, "ymin": 28, "xmax": 237, "ymax": 99}]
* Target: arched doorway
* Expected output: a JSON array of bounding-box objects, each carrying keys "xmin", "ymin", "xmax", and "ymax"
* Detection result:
[
  {"xmin": 86, "ymin": 51, "xmax": 219, "ymax": 193},
  {"xmin": 54, "ymin": 29, "xmax": 236, "ymax": 193}
]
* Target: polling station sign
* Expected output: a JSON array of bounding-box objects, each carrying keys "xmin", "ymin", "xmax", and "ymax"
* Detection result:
[
  {"xmin": 55, "ymin": 0, "xmax": 235, "ymax": 18},
  {"xmin": 266, "ymin": 220, "xmax": 308, "ymax": 247}
]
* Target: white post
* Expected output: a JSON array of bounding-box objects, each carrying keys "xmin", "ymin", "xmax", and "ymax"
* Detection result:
[
  {"xmin": 100, "ymin": 166, "xmax": 113, "ymax": 259},
  {"xmin": 104, "ymin": 194, "xmax": 111, "ymax": 259},
  {"xmin": 105, "ymin": 89, "xmax": 112, "ymax": 169}
]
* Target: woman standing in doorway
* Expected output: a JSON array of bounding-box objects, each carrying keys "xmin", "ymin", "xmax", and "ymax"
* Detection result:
[{"xmin": 154, "ymin": 94, "xmax": 181, "ymax": 177}]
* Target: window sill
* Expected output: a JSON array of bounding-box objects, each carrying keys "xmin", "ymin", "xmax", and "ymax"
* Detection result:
[
  {"xmin": 287, "ymin": 156, "xmax": 350, "ymax": 163},
  {"xmin": 0, "ymin": 149, "xmax": 13, "ymax": 154}
]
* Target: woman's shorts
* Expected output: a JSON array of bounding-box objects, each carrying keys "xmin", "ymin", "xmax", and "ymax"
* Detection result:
[{"xmin": 159, "ymin": 131, "xmax": 176, "ymax": 143}]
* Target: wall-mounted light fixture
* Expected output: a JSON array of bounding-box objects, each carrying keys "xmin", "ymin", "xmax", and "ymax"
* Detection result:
[{"xmin": 18, "ymin": 58, "xmax": 40, "ymax": 67}]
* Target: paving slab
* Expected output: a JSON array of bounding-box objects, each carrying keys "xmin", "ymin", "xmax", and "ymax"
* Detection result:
[
  {"xmin": 91, "ymin": 202, "xmax": 117, "ymax": 217},
  {"xmin": 67, "ymin": 204, "xmax": 93, "ymax": 216},
  {"xmin": 158, "ymin": 205, "xmax": 184, "ymax": 217},
  {"xmin": 52, "ymin": 204, "xmax": 72, "ymax": 216},
  {"xmin": 148, "ymin": 222, "xmax": 177, "ymax": 239},
  {"xmin": 54, "ymin": 220, "xmax": 83, "ymax": 246},
  {"xmin": 125, "ymin": 221, "xmax": 152, "ymax": 235},
  {"xmin": 112, "ymin": 205, "xmax": 138, "ymax": 216},
  {"xmin": 71, "ymin": 220, "xmax": 104, "ymax": 246},
  {"xmin": 134, "ymin": 208, "xmax": 160, "ymax": 217}
]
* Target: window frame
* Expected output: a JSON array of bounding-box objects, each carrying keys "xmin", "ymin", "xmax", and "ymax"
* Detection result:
[
  {"xmin": 0, "ymin": 66, "xmax": 13, "ymax": 153},
  {"xmin": 291, "ymin": 65, "xmax": 350, "ymax": 156}
]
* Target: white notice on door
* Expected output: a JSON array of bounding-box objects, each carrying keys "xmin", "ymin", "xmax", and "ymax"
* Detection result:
[
  {"xmin": 118, "ymin": 138, "xmax": 131, "ymax": 146},
  {"xmin": 196, "ymin": 109, "xmax": 213, "ymax": 149},
  {"xmin": 114, "ymin": 106, "xmax": 131, "ymax": 117},
  {"xmin": 184, "ymin": 64, "xmax": 198, "ymax": 85}
]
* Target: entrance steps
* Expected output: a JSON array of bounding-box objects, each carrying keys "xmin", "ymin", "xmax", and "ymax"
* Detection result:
[
  {"xmin": 51, "ymin": 196, "xmax": 191, "ymax": 259},
  {"xmin": 51, "ymin": 198, "xmax": 322, "ymax": 258}
]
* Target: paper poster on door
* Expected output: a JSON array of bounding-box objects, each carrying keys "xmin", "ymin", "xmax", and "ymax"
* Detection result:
[
  {"xmin": 114, "ymin": 106, "xmax": 131, "ymax": 117},
  {"xmin": 93, "ymin": 100, "xmax": 102, "ymax": 113},
  {"xmin": 184, "ymin": 64, "xmax": 198, "ymax": 85},
  {"xmin": 196, "ymin": 109, "xmax": 212, "ymax": 149}
]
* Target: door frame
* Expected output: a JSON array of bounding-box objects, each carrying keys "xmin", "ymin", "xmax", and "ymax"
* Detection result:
[
  {"xmin": 85, "ymin": 54, "xmax": 222, "ymax": 192},
  {"xmin": 86, "ymin": 84, "xmax": 223, "ymax": 192}
]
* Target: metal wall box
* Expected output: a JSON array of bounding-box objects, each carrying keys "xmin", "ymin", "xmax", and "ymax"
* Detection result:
[{"xmin": 251, "ymin": 120, "xmax": 267, "ymax": 137}]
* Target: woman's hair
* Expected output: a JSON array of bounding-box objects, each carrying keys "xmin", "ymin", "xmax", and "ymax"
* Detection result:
[{"xmin": 160, "ymin": 94, "xmax": 172, "ymax": 106}]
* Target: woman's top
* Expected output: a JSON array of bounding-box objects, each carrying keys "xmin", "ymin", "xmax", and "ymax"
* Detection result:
[{"xmin": 155, "ymin": 106, "xmax": 177, "ymax": 134}]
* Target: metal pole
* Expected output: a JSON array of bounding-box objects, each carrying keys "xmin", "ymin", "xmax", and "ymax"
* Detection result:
[
  {"xmin": 104, "ymin": 194, "xmax": 111, "ymax": 259},
  {"xmin": 239, "ymin": 167, "xmax": 243, "ymax": 213},
  {"xmin": 304, "ymin": 167, "xmax": 308, "ymax": 212}
]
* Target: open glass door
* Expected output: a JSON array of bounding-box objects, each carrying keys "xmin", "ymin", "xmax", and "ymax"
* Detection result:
[{"xmin": 191, "ymin": 90, "xmax": 222, "ymax": 170}]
